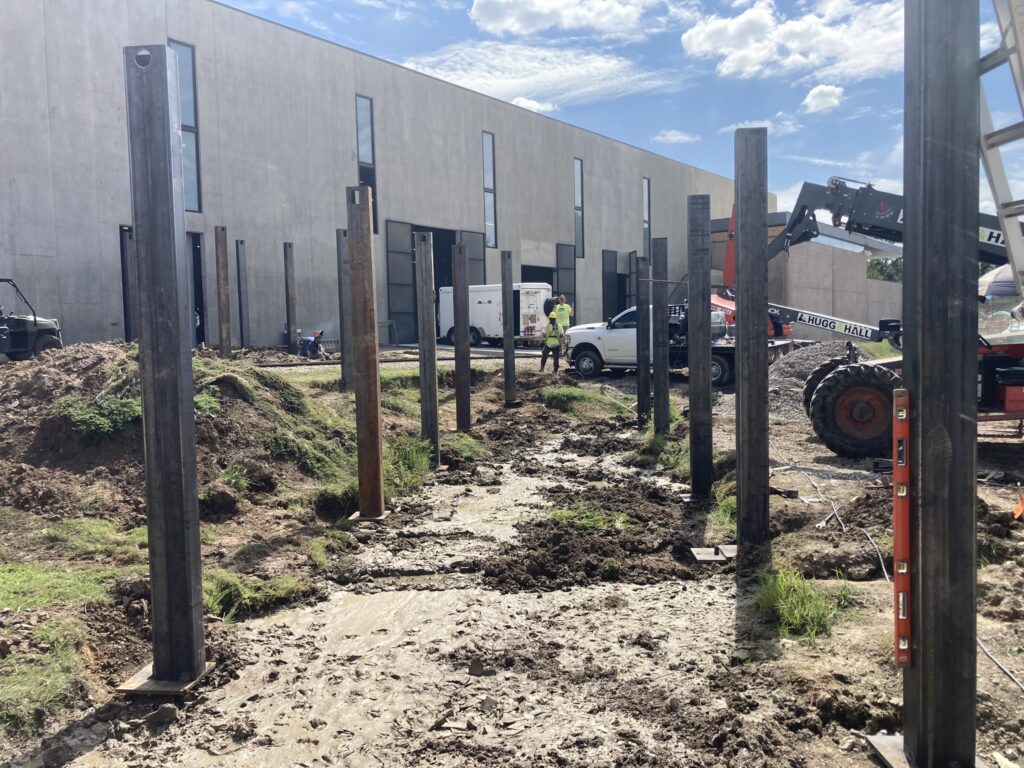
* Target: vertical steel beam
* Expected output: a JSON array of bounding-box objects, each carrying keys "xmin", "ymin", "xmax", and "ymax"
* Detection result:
[
  {"xmin": 501, "ymin": 250, "xmax": 516, "ymax": 404},
  {"xmin": 214, "ymin": 226, "xmax": 231, "ymax": 358},
  {"xmin": 235, "ymin": 240, "xmax": 250, "ymax": 348},
  {"xmin": 415, "ymin": 232, "xmax": 440, "ymax": 467},
  {"xmin": 734, "ymin": 127, "xmax": 770, "ymax": 547},
  {"xmin": 652, "ymin": 237, "xmax": 670, "ymax": 434},
  {"xmin": 687, "ymin": 195, "xmax": 713, "ymax": 501},
  {"xmin": 902, "ymin": 0, "xmax": 979, "ymax": 762},
  {"xmin": 636, "ymin": 255, "xmax": 652, "ymax": 428},
  {"xmin": 123, "ymin": 44, "xmax": 205, "ymax": 682},
  {"xmin": 452, "ymin": 242, "xmax": 472, "ymax": 431},
  {"xmin": 283, "ymin": 242, "xmax": 297, "ymax": 354},
  {"xmin": 346, "ymin": 187, "xmax": 385, "ymax": 519},
  {"xmin": 336, "ymin": 229, "xmax": 356, "ymax": 392}
]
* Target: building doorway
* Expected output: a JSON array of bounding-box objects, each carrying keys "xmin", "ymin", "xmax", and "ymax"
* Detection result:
[
  {"xmin": 187, "ymin": 232, "xmax": 206, "ymax": 346},
  {"xmin": 119, "ymin": 225, "xmax": 138, "ymax": 341},
  {"xmin": 521, "ymin": 265, "xmax": 555, "ymax": 288}
]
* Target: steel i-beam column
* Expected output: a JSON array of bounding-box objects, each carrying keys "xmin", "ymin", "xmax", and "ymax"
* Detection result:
[{"xmin": 687, "ymin": 195, "xmax": 714, "ymax": 501}]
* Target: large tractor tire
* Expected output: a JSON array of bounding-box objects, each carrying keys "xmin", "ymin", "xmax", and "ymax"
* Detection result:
[
  {"xmin": 809, "ymin": 363, "xmax": 902, "ymax": 459},
  {"xmin": 802, "ymin": 356, "xmax": 849, "ymax": 416}
]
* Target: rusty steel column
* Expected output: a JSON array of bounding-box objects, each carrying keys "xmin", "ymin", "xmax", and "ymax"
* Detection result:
[
  {"xmin": 415, "ymin": 232, "xmax": 440, "ymax": 467},
  {"xmin": 501, "ymin": 250, "xmax": 516, "ymax": 404},
  {"xmin": 123, "ymin": 44, "xmax": 205, "ymax": 684},
  {"xmin": 734, "ymin": 127, "xmax": 770, "ymax": 547},
  {"xmin": 346, "ymin": 187, "xmax": 385, "ymax": 520},
  {"xmin": 687, "ymin": 195, "xmax": 713, "ymax": 501},
  {"xmin": 898, "ymin": 0, "xmax": 980, "ymax": 763},
  {"xmin": 284, "ymin": 241, "xmax": 297, "ymax": 354},
  {"xmin": 214, "ymin": 226, "xmax": 231, "ymax": 358},
  {"xmin": 336, "ymin": 229, "xmax": 356, "ymax": 392},
  {"xmin": 452, "ymin": 242, "xmax": 472, "ymax": 431},
  {"xmin": 636, "ymin": 255, "xmax": 652, "ymax": 428},
  {"xmin": 652, "ymin": 237, "xmax": 670, "ymax": 434}
]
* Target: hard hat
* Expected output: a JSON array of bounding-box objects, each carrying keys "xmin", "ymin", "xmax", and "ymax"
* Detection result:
[{"xmin": 549, "ymin": 312, "xmax": 558, "ymax": 319}]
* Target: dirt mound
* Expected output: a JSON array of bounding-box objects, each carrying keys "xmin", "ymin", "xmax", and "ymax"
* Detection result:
[
  {"xmin": 770, "ymin": 342, "xmax": 851, "ymax": 385},
  {"xmin": 483, "ymin": 519, "xmax": 694, "ymax": 592},
  {"xmin": 0, "ymin": 343, "xmax": 352, "ymax": 527}
]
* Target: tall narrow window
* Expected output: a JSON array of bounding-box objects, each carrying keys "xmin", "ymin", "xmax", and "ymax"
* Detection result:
[
  {"xmin": 482, "ymin": 131, "xmax": 497, "ymax": 247},
  {"xmin": 169, "ymin": 40, "xmax": 201, "ymax": 212},
  {"xmin": 356, "ymin": 95, "xmax": 378, "ymax": 233},
  {"xmin": 642, "ymin": 177, "xmax": 651, "ymax": 261},
  {"xmin": 573, "ymin": 158, "xmax": 584, "ymax": 259}
]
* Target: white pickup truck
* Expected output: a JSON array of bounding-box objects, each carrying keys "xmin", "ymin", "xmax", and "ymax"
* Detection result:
[{"xmin": 564, "ymin": 305, "xmax": 735, "ymax": 385}]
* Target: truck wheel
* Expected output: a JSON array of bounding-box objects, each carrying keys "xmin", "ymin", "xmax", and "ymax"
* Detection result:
[
  {"xmin": 802, "ymin": 356, "xmax": 848, "ymax": 417},
  {"xmin": 33, "ymin": 335, "xmax": 63, "ymax": 356},
  {"xmin": 486, "ymin": 338, "xmax": 501, "ymax": 347},
  {"xmin": 574, "ymin": 349, "xmax": 603, "ymax": 379},
  {"xmin": 809, "ymin": 363, "xmax": 902, "ymax": 459},
  {"xmin": 469, "ymin": 327, "xmax": 482, "ymax": 346},
  {"xmin": 710, "ymin": 354, "xmax": 732, "ymax": 387}
]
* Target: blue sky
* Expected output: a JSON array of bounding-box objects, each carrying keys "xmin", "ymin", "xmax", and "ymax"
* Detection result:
[{"xmin": 223, "ymin": 0, "xmax": 1018, "ymax": 213}]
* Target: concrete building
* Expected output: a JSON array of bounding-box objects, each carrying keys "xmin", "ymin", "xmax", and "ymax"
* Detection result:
[{"xmin": 1, "ymin": 0, "xmax": 770, "ymax": 348}]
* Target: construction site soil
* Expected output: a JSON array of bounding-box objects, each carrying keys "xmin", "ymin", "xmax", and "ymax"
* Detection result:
[{"xmin": 1, "ymin": 342, "xmax": 1022, "ymax": 767}]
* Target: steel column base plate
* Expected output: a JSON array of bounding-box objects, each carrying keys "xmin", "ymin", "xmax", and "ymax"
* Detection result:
[
  {"xmin": 117, "ymin": 661, "xmax": 215, "ymax": 696},
  {"xmin": 866, "ymin": 734, "xmax": 988, "ymax": 767}
]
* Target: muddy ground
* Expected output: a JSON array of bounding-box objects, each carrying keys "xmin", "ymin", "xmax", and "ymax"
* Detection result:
[{"xmin": 2, "ymin": 342, "xmax": 1023, "ymax": 767}]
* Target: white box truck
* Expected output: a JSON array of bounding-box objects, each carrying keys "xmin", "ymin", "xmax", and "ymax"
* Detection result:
[{"xmin": 438, "ymin": 282, "xmax": 552, "ymax": 346}]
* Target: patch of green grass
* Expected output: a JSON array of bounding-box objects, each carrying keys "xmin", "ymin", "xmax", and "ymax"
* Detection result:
[
  {"xmin": 219, "ymin": 464, "xmax": 251, "ymax": 493},
  {"xmin": 755, "ymin": 568, "xmax": 853, "ymax": 639},
  {"xmin": 0, "ymin": 564, "xmax": 116, "ymax": 612},
  {"xmin": 541, "ymin": 385, "xmax": 631, "ymax": 417},
  {"xmin": 51, "ymin": 393, "xmax": 141, "ymax": 442},
  {"xmin": 41, "ymin": 519, "xmax": 148, "ymax": 564},
  {"xmin": 441, "ymin": 431, "xmax": 488, "ymax": 461},
  {"xmin": 550, "ymin": 502, "xmax": 633, "ymax": 532},
  {"xmin": 202, "ymin": 569, "xmax": 314, "ymax": 622},
  {"xmin": 380, "ymin": 369, "xmax": 421, "ymax": 391},
  {"xmin": 307, "ymin": 538, "xmax": 331, "ymax": 570},
  {"xmin": 252, "ymin": 368, "xmax": 309, "ymax": 414},
  {"xmin": 0, "ymin": 620, "xmax": 87, "ymax": 733},
  {"xmin": 625, "ymin": 431, "xmax": 689, "ymax": 477},
  {"xmin": 384, "ymin": 436, "xmax": 433, "ymax": 498},
  {"xmin": 265, "ymin": 429, "xmax": 353, "ymax": 482},
  {"xmin": 600, "ymin": 558, "xmax": 622, "ymax": 580},
  {"xmin": 76, "ymin": 481, "xmax": 118, "ymax": 513},
  {"xmin": 193, "ymin": 391, "xmax": 221, "ymax": 413},
  {"xmin": 856, "ymin": 340, "xmax": 901, "ymax": 360},
  {"xmin": 309, "ymin": 482, "xmax": 359, "ymax": 522},
  {"xmin": 381, "ymin": 388, "xmax": 421, "ymax": 419}
]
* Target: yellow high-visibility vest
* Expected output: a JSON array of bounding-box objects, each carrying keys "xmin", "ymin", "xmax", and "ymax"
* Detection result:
[
  {"xmin": 555, "ymin": 303, "xmax": 572, "ymax": 327},
  {"xmin": 545, "ymin": 323, "xmax": 561, "ymax": 347}
]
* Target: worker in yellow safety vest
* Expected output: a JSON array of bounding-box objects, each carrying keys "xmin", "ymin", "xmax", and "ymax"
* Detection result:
[
  {"xmin": 540, "ymin": 312, "xmax": 563, "ymax": 374},
  {"xmin": 554, "ymin": 295, "xmax": 573, "ymax": 355}
]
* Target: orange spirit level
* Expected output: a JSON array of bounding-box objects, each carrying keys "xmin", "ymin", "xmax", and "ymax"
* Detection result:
[{"xmin": 892, "ymin": 388, "xmax": 911, "ymax": 667}]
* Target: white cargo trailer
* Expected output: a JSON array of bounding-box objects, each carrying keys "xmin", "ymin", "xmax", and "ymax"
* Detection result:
[{"xmin": 438, "ymin": 282, "xmax": 552, "ymax": 345}]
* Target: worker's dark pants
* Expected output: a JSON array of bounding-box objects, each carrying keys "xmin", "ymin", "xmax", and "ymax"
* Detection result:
[{"xmin": 540, "ymin": 345, "xmax": 560, "ymax": 372}]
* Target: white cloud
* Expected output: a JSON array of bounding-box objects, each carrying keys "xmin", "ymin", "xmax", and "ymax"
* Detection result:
[
  {"xmin": 469, "ymin": 0, "xmax": 700, "ymax": 39},
  {"xmin": 405, "ymin": 42, "xmax": 681, "ymax": 108},
  {"xmin": 512, "ymin": 96, "xmax": 558, "ymax": 113},
  {"xmin": 719, "ymin": 112, "xmax": 801, "ymax": 136},
  {"xmin": 681, "ymin": 0, "xmax": 903, "ymax": 83},
  {"xmin": 353, "ymin": 0, "xmax": 388, "ymax": 7},
  {"xmin": 801, "ymin": 84, "xmax": 844, "ymax": 114},
  {"xmin": 653, "ymin": 129, "xmax": 701, "ymax": 144},
  {"xmin": 981, "ymin": 21, "xmax": 1002, "ymax": 53},
  {"xmin": 780, "ymin": 154, "xmax": 854, "ymax": 168},
  {"xmin": 277, "ymin": 0, "xmax": 330, "ymax": 31}
]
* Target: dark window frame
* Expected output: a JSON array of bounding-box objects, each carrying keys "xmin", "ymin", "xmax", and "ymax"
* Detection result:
[
  {"xmin": 168, "ymin": 39, "xmax": 201, "ymax": 213},
  {"xmin": 482, "ymin": 131, "xmax": 497, "ymax": 248},
  {"xmin": 355, "ymin": 94, "xmax": 378, "ymax": 234},
  {"xmin": 642, "ymin": 176, "xmax": 651, "ymax": 261},
  {"xmin": 573, "ymin": 158, "xmax": 585, "ymax": 259}
]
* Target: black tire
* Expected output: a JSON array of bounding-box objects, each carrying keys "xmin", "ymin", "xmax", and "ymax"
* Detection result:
[
  {"xmin": 710, "ymin": 354, "xmax": 732, "ymax": 387},
  {"xmin": 802, "ymin": 356, "xmax": 848, "ymax": 417},
  {"xmin": 33, "ymin": 334, "xmax": 64, "ymax": 355},
  {"xmin": 445, "ymin": 328, "xmax": 455, "ymax": 345},
  {"xmin": 809, "ymin": 363, "xmax": 902, "ymax": 459},
  {"xmin": 469, "ymin": 327, "xmax": 481, "ymax": 346},
  {"xmin": 608, "ymin": 368, "xmax": 627, "ymax": 379},
  {"xmin": 486, "ymin": 338, "xmax": 501, "ymax": 347},
  {"xmin": 574, "ymin": 349, "xmax": 603, "ymax": 379}
]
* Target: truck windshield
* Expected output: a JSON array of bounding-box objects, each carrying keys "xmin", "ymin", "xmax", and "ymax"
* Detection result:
[{"xmin": 612, "ymin": 309, "xmax": 637, "ymax": 328}]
